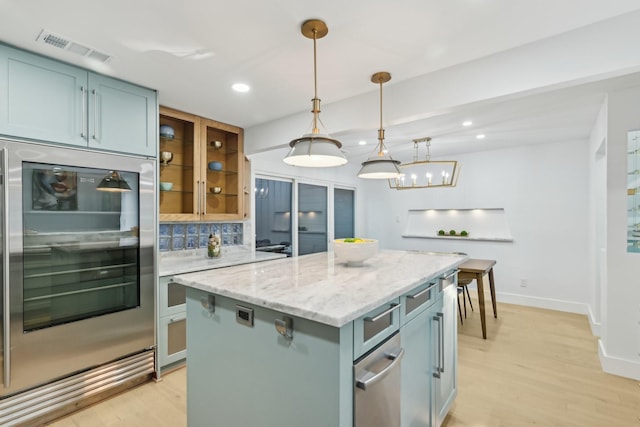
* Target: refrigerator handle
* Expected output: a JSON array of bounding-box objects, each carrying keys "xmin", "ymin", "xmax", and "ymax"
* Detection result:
[{"xmin": 1, "ymin": 147, "xmax": 9, "ymax": 388}]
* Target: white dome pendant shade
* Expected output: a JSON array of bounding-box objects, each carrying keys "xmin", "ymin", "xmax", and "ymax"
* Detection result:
[
  {"xmin": 284, "ymin": 19, "xmax": 347, "ymax": 168},
  {"xmin": 284, "ymin": 133, "xmax": 346, "ymax": 167},
  {"xmin": 357, "ymin": 72, "xmax": 401, "ymax": 179}
]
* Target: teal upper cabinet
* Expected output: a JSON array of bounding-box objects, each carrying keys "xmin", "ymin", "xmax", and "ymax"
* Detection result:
[
  {"xmin": 0, "ymin": 44, "xmax": 157, "ymax": 157},
  {"xmin": 87, "ymin": 73, "xmax": 156, "ymax": 156}
]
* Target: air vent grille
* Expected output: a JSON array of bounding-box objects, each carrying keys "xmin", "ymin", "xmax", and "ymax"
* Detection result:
[
  {"xmin": 42, "ymin": 33, "xmax": 69, "ymax": 49},
  {"xmin": 36, "ymin": 29, "xmax": 111, "ymax": 63}
]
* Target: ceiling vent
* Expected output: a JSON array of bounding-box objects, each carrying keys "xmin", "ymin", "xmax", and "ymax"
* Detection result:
[{"xmin": 36, "ymin": 29, "xmax": 111, "ymax": 63}]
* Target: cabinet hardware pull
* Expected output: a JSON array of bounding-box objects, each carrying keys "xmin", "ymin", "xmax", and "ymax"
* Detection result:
[
  {"xmin": 202, "ymin": 181, "xmax": 206, "ymax": 216},
  {"xmin": 196, "ymin": 180, "xmax": 201, "ymax": 215},
  {"xmin": 80, "ymin": 86, "xmax": 87, "ymax": 138},
  {"xmin": 1, "ymin": 148, "xmax": 10, "ymax": 387},
  {"xmin": 364, "ymin": 303, "xmax": 399, "ymax": 323},
  {"xmin": 438, "ymin": 312, "xmax": 445, "ymax": 373},
  {"xmin": 441, "ymin": 270, "xmax": 459, "ymax": 281},
  {"xmin": 92, "ymin": 89, "xmax": 99, "ymax": 141},
  {"xmin": 432, "ymin": 314, "xmax": 441, "ymax": 379},
  {"xmin": 355, "ymin": 348, "xmax": 404, "ymax": 390},
  {"xmin": 407, "ymin": 282, "xmax": 437, "ymax": 299}
]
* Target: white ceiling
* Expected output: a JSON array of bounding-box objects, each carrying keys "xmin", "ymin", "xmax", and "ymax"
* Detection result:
[{"xmin": 2, "ymin": 0, "xmax": 640, "ymax": 161}]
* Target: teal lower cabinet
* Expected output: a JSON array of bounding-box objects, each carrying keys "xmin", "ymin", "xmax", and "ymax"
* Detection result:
[
  {"xmin": 400, "ymin": 302, "xmax": 433, "ymax": 427},
  {"xmin": 186, "ymin": 288, "xmax": 354, "ymax": 427}
]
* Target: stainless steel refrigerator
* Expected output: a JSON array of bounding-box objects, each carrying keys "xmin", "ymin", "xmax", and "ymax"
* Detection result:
[{"xmin": 0, "ymin": 138, "xmax": 156, "ymax": 426}]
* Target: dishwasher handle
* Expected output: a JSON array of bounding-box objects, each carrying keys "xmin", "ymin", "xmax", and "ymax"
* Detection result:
[{"xmin": 355, "ymin": 348, "xmax": 405, "ymax": 391}]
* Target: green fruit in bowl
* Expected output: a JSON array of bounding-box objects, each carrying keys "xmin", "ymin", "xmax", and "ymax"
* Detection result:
[
  {"xmin": 342, "ymin": 238, "xmax": 365, "ymax": 243},
  {"xmin": 460, "ymin": 230, "xmax": 469, "ymax": 236},
  {"xmin": 437, "ymin": 229, "xmax": 445, "ymax": 236},
  {"xmin": 449, "ymin": 230, "xmax": 456, "ymax": 236}
]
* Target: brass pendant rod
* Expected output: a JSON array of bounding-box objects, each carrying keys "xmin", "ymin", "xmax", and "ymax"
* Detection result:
[
  {"xmin": 377, "ymin": 79, "xmax": 384, "ymax": 156},
  {"xmin": 371, "ymin": 72, "xmax": 391, "ymax": 157},
  {"xmin": 311, "ymin": 29, "xmax": 320, "ymax": 135}
]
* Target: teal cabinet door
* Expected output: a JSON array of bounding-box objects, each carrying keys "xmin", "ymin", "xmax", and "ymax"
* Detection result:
[
  {"xmin": 88, "ymin": 73, "xmax": 157, "ymax": 157},
  {"xmin": 0, "ymin": 45, "xmax": 87, "ymax": 147},
  {"xmin": 401, "ymin": 303, "xmax": 432, "ymax": 427},
  {"xmin": 432, "ymin": 282, "xmax": 458, "ymax": 427}
]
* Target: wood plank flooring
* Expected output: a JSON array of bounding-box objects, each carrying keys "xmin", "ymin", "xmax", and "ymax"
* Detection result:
[
  {"xmin": 46, "ymin": 290, "xmax": 639, "ymax": 427},
  {"xmin": 445, "ymin": 291, "xmax": 640, "ymax": 427}
]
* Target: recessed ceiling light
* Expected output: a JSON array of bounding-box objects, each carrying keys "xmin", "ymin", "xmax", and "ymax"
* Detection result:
[
  {"xmin": 358, "ymin": 140, "xmax": 367, "ymax": 146},
  {"xmin": 231, "ymin": 83, "xmax": 250, "ymax": 93},
  {"xmin": 462, "ymin": 121, "xmax": 473, "ymax": 127},
  {"xmin": 476, "ymin": 134, "xmax": 486, "ymax": 139}
]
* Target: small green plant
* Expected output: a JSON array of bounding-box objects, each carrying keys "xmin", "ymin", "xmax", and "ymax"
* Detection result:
[
  {"xmin": 437, "ymin": 229, "xmax": 445, "ymax": 236},
  {"xmin": 460, "ymin": 230, "xmax": 469, "ymax": 236},
  {"xmin": 449, "ymin": 229, "xmax": 457, "ymax": 236}
]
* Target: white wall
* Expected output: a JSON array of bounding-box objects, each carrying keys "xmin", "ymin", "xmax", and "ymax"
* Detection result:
[
  {"xmin": 599, "ymin": 86, "xmax": 640, "ymax": 380},
  {"xmin": 360, "ymin": 140, "xmax": 591, "ymax": 313}
]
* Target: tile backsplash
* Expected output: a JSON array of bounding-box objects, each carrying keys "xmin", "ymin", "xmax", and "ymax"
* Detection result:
[{"xmin": 159, "ymin": 222, "xmax": 244, "ymax": 252}]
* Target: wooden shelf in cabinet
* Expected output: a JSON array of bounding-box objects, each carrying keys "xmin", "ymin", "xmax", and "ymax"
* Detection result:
[{"xmin": 159, "ymin": 107, "xmax": 246, "ymax": 221}]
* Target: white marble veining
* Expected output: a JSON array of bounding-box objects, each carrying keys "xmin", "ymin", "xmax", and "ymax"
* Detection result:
[
  {"xmin": 159, "ymin": 247, "xmax": 286, "ymax": 276},
  {"xmin": 173, "ymin": 250, "xmax": 468, "ymax": 327}
]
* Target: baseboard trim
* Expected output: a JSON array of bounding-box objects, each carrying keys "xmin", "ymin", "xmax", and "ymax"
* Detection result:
[
  {"xmin": 494, "ymin": 291, "xmax": 589, "ymax": 315},
  {"xmin": 598, "ymin": 340, "xmax": 640, "ymax": 380},
  {"xmin": 587, "ymin": 305, "xmax": 601, "ymax": 337}
]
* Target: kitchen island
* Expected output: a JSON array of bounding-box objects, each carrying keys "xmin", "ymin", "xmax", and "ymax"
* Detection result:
[{"xmin": 173, "ymin": 250, "xmax": 467, "ymax": 427}]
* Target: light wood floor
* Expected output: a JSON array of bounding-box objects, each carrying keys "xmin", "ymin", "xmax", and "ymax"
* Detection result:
[
  {"xmin": 445, "ymin": 291, "xmax": 640, "ymax": 427},
  {"xmin": 47, "ymin": 291, "xmax": 639, "ymax": 427}
]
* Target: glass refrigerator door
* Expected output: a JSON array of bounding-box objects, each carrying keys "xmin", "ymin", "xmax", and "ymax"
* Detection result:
[
  {"xmin": 21, "ymin": 162, "xmax": 140, "ymax": 331},
  {"xmin": 0, "ymin": 148, "xmax": 5, "ymax": 387},
  {"xmin": 629, "ymin": 131, "xmax": 640, "ymax": 253}
]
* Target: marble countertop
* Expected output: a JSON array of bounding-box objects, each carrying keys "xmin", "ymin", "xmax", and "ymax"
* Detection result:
[
  {"xmin": 173, "ymin": 250, "xmax": 468, "ymax": 327},
  {"xmin": 159, "ymin": 247, "xmax": 286, "ymax": 276}
]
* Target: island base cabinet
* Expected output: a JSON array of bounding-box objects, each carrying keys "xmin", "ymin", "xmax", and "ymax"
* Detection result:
[{"xmin": 185, "ymin": 288, "xmax": 354, "ymax": 427}]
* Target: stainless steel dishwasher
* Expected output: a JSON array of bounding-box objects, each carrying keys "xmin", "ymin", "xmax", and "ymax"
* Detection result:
[{"xmin": 354, "ymin": 332, "xmax": 404, "ymax": 427}]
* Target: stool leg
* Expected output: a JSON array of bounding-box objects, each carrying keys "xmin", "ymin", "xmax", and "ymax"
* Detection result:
[
  {"xmin": 463, "ymin": 289, "xmax": 467, "ymax": 317},
  {"xmin": 457, "ymin": 292, "xmax": 464, "ymax": 325},
  {"xmin": 465, "ymin": 285, "xmax": 474, "ymax": 311}
]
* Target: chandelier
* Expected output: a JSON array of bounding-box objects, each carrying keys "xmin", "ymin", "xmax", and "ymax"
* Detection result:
[{"xmin": 388, "ymin": 137, "xmax": 460, "ymax": 189}]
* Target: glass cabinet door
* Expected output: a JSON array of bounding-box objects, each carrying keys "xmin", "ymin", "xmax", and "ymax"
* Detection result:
[
  {"xmin": 201, "ymin": 119, "xmax": 243, "ymax": 220},
  {"xmin": 22, "ymin": 162, "xmax": 141, "ymax": 331},
  {"xmin": 159, "ymin": 108, "xmax": 198, "ymax": 220}
]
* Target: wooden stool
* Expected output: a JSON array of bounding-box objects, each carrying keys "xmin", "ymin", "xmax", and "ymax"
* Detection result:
[{"xmin": 458, "ymin": 259, "xmax": 497, "ymax": 339}]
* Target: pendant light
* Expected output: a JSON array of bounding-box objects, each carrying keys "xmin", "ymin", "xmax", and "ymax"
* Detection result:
[
  {"xmin": 283, "ymin": 19, "xmax": 347, "ymax": 168},
  {"xmin": 357, "ymin": 72, "xmax": 401, "ymax": 179},
  {"xmin": 96, "ymin": 170, "xmax": 132, "ymax": 192}
]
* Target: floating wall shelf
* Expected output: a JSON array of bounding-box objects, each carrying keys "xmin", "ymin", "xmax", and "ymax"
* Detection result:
[{"xmin": 402, "ymin": 208, "xmax": 514, "ymax": 243}]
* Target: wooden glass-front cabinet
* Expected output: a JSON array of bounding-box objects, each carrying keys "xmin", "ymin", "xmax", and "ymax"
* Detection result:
[{"xmin": 159, "ymin": 106, "xmax": 245, "ymax": 221}]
